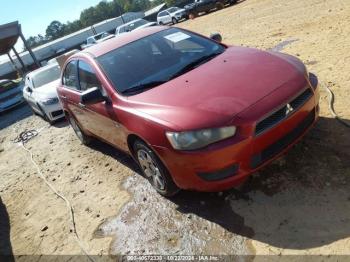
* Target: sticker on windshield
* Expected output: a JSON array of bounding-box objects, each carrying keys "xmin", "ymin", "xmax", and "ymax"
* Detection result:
[{"xmin": 164, "ymin": 32, "xmax": 191, "ymax": 43}]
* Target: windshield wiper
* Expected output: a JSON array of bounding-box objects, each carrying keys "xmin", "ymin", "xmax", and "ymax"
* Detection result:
[
  {"xmin": 122, "ymin": 80, "xmax": 166, "ymax": 95},
  {"xmin": 168, "ymin": 51, "xmax": 223, "ymax": 80}
]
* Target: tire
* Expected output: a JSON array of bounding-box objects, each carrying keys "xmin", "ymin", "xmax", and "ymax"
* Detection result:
[
  {"xmin": 159, "ymin": 21, "xmax": 163, "ymax": 25},
  {"xmin": 37, "ymin": 104, "xmax": 53, "ymax": 124},
  {"xmin": 189, "ymin": 12, "xmax": 197, "ymax": 19},
  {"xmin": 28, "ymin": 104, "xmax": 39, "ymax": 116},
  {"xmin": 68, "ymin": 115, "xmax": 91, "ymax": 145},
  {"xmin": 133, "ymin": 140, "xmax": 180, "ymax": 197},
  {"xmin": 172, "ymin": 17, "xmax": 178, "ymax": 24},
  {"xmin": 216, "ymin": 2, "xmax": 225, "ymax": 9}
]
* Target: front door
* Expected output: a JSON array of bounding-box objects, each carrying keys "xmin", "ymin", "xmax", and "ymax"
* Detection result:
[{"xmin": 76, "ymin": 59, "xmax": 126, "ymax": 148}]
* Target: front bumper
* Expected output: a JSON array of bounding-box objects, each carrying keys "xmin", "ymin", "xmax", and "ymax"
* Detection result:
[
  {"xmin": 154, "ymin": 82, "xmax": 320, "ymax": 192},
  {"xmin": 41, "ymin": 102, "xmax": 65, "ymax": 121}
]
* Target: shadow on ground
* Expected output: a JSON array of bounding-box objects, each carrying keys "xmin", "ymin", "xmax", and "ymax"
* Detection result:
[
  {"xmin": 169, "ymin": 116, "xmax": 350, "ymax": 250},
  {"xmin": 0, "ymin": 197, "xmax": 14, "ymax": 261},
  {"xmin": 0, "ymin": 104, "xmax": 32, "ymax": 130},
  {"xmin": 96, "ymin": 116, "xmax": 350, "ymax": 253},
  {"xmin": 88, "ymin": 139, "xmax": 140, "ymax": 174}
]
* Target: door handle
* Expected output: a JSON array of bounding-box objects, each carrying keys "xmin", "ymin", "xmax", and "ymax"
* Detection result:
[
  {"xmin": 60, "ymin": 95, "xmax": 67, "ymax": 99},
  {"xmin": 78, "ymin": 103, "xmax": 86, "ymax": 108}
]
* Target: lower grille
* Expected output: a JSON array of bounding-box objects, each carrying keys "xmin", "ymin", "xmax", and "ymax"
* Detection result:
[
  {"xmin": 250, "ymin": 110, "xmax": 315, "ymax": 169},
  {"xmin": 51, "ymin": 110, "xmax": 63, "ymax": 118},
  {"xmin": 255, "ymin": 88, "xmax": 313, "ymax": 135},
  {"xmin": 197, "ymin": 163, "xmax": 239, "ymax": 181}
]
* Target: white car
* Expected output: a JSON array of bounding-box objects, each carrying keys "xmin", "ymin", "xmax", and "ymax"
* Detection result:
[
  {"xmin": 115, "ymin": 19, "xmax": 157, "ymax": 35},
  {"xmin": 157, "ymin": 7, "xmax": 188, "ymax": 25},
  {"xmin": 23, "ymin": 63, "xmax": 64, "ymax": 123},
  {"xmin": 81, "ymin": 32, "xmax": 114, "ymax": 49}
]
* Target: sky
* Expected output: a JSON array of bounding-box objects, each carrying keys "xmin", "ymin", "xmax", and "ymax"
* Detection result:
[
  {"xmin": 0, "ymin": 0, "xmax": 102, "ymax": 38},
  {"xmin": 0, "ymin": 0, "xmax": 102, "ymax": 58}
]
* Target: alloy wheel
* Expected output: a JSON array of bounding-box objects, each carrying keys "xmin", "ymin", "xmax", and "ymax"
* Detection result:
[{"xmin": 137, "ymin": 149, "xmax": 166, "ymax": 191}]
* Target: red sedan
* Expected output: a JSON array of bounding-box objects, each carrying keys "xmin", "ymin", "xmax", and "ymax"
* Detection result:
[{"xmin": 57, "ymin": 26, "xmax": 320, "ymax": 196}]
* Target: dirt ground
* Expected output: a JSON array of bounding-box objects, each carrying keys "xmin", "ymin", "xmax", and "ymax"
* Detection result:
[{"xmin": 1, "ymin": 0, "xmax": 350, "ymax": 259}]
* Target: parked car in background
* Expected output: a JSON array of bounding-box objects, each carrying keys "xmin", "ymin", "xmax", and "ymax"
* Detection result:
[
  {"xmin": 58, "ymin": 26, "xmax": 319, "ymax": 197},
  {"xmin": 81, "ymin": 32, "xmax": 114, "ymax": 49},
  {"xmin": 185, "ymin": 0, "xmax": 237, "ymax": 18},
  {"xmin": 0, "ymin": 79, "xmax": 25, "ymax": 113},
  {"xmin": 157, "ymin": 7, "xmax": 188, "ymax": 25},
  {"xmin": 48, "ymin": 49, "xmax": 80, "ymax": 68},
  {"xmin": 23, "ymin": 63, "xmax": 64, "ymax": 123},
  {"xmin": 115, "ymin": 19, "xmax": 157, "ymax": 35}
]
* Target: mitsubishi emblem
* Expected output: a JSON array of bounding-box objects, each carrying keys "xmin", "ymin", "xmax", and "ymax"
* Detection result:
[{"xmin": 286, "ymin": 103, "xmax": 294, "ymax": 115}]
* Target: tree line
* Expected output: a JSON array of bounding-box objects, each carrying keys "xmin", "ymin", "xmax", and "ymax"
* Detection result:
[{"xmin": 25, "ymin": 0, "xmax": 179, "ymax": 50}]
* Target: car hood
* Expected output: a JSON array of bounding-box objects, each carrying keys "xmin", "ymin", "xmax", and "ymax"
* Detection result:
[
  {"xmin": 34, "ymin": 79, "xmax": 60, "ymax": 99},
  {"xmin": 127, "ymin": 46, "xmax": 307, "ymax": 130}
]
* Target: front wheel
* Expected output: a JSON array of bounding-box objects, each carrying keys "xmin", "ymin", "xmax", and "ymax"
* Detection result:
[
  {"xmin": 37, "ymin": 104, "xmax": 53, "ymax": 125},
  {"xmin": 133, "ymin": 140, "xmax": 179, "ymax": 197},
  {"xmin": 69, "ymin": 115, "xmax": 91, "ymax": 145},
  {"xmin": 172, "ymin": 17, "xmax": 178, "ymax": 24}
]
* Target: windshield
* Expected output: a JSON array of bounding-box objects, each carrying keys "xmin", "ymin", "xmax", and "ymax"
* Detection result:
[
  {"xmin": 97, "ymin": 28, "xmax": 225, "ymax": 95},
  {"xmin": 119, "ymin": 19, "xmax": 148, "ymax": 33},
  {"xmin": 32, "ymin": 65, "xmax": 61, "ymax": 88}
]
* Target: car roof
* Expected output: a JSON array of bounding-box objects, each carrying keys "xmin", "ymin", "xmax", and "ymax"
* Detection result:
[
  {"xmin": 117, "ymin": 18, "xmax": 143, "ymax": 29},
  {"xmin": 26, "ymin": 63, "xmax": 60, "ymax": 78},
  {"xmin": 166, "ymin": 7, "xmax": 181, "ymax": 12},
  {"xmin": 81, "ymin": 26, "xmax": 168, "ymax": 58}
]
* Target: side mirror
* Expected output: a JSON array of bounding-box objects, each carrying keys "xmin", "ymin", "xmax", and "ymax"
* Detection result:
[
  {"xmin": 80, "ymin": 87, "xmax": 105, "ymax": 105},
  {"xmin": 26, "ymin": 86, "xmax": 32, "ymax": 93},
  {"xmin": 210, "ymin": 33, "xmax": 222, "ymax": 43}
]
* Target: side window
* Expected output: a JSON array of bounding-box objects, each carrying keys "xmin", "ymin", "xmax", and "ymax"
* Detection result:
[
  {"xmin": 78, "ymin": 60, "xmax": 101, "ymax": 91},
  {"xmin": 63, "ymin": 60, "xmax": 79, "ymax": 90}
]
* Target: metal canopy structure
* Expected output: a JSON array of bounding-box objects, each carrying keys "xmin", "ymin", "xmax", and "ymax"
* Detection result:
[
  {"xmin": 0, "ymin": 21, "xmax": 40, "ymax": 76},
  {"xmin": 0, "ymin": 22, "xmax": 20, "ymax": 54}
]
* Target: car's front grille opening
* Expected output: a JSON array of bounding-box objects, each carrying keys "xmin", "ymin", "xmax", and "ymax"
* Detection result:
[
  {"xmin": 255, "ymin": 87, "xmax": 313, "ymax": 136},
  {"xmin": 290, "ymin": 88, "xmax": 312, "ymax": 109},
  {"xmin": 251, "ymin": 109, "xmax": 315, "ymax": 169}
]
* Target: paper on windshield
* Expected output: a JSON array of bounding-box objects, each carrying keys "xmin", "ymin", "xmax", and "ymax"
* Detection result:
[{"xmin": 164, "ymin": 32, "xmax": 191, "ymax": 43}]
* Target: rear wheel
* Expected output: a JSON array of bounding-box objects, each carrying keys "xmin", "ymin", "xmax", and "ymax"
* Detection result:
[
  {"xmin": 216, "ymin": 2, "xmax": 225, "ymax": 9},
  {"xmin": 133, "ymin": 140, "xmax": 179, "ymax": 197},
  {"xmin": 189, "ymin": 12, "xmax": 197, "ymax": 19},
  {"xmin": 69, "ymin": 115, "xmax": 91, "ymax": 145}
]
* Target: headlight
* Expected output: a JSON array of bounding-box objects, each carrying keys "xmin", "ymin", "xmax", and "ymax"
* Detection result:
[
  {"xmin": 166, "ymin": 126, "xmax": 236, "ymax": 150},
  {"xmin": 41, "ymin": 97, "xmax": 59, "ymax": 105}
]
